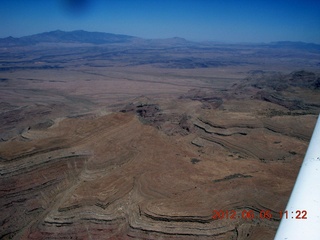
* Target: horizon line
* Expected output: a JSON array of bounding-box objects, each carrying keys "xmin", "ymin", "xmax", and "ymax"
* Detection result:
[{"xmin": 1, "ymin": 29, "xmax": 320, "ymax": 46}]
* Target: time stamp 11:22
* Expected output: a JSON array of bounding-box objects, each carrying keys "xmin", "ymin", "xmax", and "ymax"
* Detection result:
[{"xmin": 212, "ymin": 209, "xmax": 308, "ymax": 220}]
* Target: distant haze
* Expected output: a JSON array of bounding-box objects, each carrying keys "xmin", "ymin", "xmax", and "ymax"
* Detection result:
[{"xmin": 0, "ymin": 0, "xmax": 320, "ymax": 44}]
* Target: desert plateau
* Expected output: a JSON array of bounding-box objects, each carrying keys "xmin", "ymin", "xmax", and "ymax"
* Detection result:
[{"xmin": 0, "ymin": 30, "xmax": 320, "ymax": 240}]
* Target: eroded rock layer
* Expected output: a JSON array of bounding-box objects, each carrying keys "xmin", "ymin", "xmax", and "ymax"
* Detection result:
[{"xmin": 1, "ymin": 96, "xmax": 318, "ymax": 239}]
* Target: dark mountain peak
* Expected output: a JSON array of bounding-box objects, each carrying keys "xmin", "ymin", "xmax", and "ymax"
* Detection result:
[
  {"xmin": 33, "ymin": 30, "xmax": 139, "ymax": 44},
  {"xmin": 0, "ymin": 30, "xmax": 140, "ymax": 46},
  {"xmin": 23, "ymin": 30, "xmax": 67, "ymax": 42}
]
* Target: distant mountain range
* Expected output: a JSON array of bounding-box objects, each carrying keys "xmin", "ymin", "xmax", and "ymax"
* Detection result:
[
  {"xmin": 0, "ymin": 30, "xmax": 320, "ymax": 50},
  {"xmin": 0, "ymin": 30, "xmax": 140, "ymax": 46},
  {"xmin": 0, "ymin": 30, "xmax": 190, "ymax": 47}
]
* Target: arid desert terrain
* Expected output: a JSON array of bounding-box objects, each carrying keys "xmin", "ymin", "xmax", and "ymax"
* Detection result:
[{"xmin": 1, "ymin": 30, "xmax": 320, "ymax": 239}]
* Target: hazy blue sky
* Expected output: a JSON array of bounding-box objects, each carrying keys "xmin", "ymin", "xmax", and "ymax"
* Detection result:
[{"xmin": 1, "ymin": 0, "xmax": 320, "ymax": 43}]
